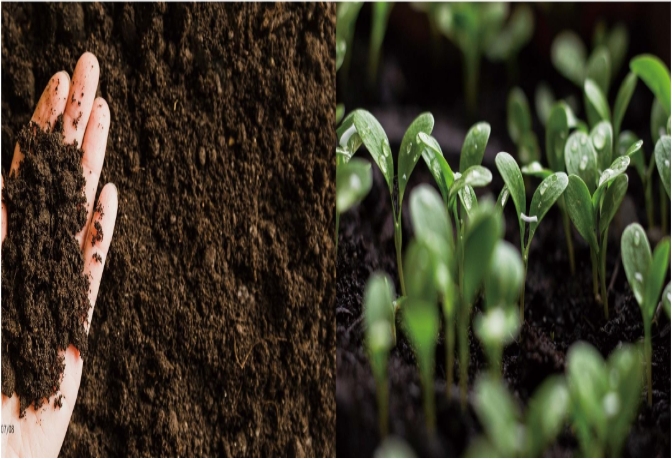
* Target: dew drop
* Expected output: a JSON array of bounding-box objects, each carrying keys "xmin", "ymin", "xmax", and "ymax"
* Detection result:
[
  {"xmin": 462, "ymin": 190, "xmax": 473, "ymax": 209},
  {"xmin": 406, "ymin": 143, "xmax": 412, "ymax": 155},
  {"xmin": 635, "ymin": 272, "xmax": 643, "ymax": 283},
  {"xmin": 551, "ymin": 174, "xmax": 558, "ymax": 182},
  {"xmin": 571, "ymin": 141, "xmax": 578, "ymax": 152},
  {"xmin": 501, "ymin": 189, "xmax": 509, "ymax": 205},
  {"xmin": 603, "ymin": 392, "xmax": 620, "ymax": 417},
  {"xmin": 539, "ymin": 182, "xmax": 548, "ymax": 196},
  {"xmin": 580, "ymin": 135, "xmax": 587, "ymax": 146},
  {"xmin": 593, "ymin": 132, "xmax": 606, "ymax": 150},
  {"xmin": 665, "ymin": 159, "xmax": 670, "ymax": 167},
  {"xmin": 402, "ymin": 173, "xmax": 407, "ymax": 181},
  {"xmin": 579, "ymin": 155, "xmax": 588, "ymax": 171},
  {"xmin": 473, "ymin": 143, "xmax": 478, "ymax": 150},
  {"xmin": 634, "ymin": 231, "xmax": 641, "ymax": 246},
  {"xmin": 349, "ymin": 174, "xmax": 361, "ymax": 191}
]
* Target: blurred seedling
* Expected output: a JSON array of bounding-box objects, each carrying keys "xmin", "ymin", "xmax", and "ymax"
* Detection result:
[
  {"xmin": 507, "ymin": 87, "xmax": 540, "ymax": 166},
  {"xmin": 337, "ymin": 109, "xmax": 434, "ymax": 295},
  {"xmin": 467, "ymin": 374, "xmax": 568, "ymax": 457},
  {"xmin": 335, "ymin": 158, "xmax": 372, "ymax": 251},
  {"xmin": 368, "ymin": 3, "xmax": 393, "ymax": 85},
  {"xmin": 620, "ymin": 223, "xmax": 670, "ymax": 406},
  {"xmin": 566, "ymin": 342, "xmax": 642, "ymax": 457},
  {"xmin": 363, "ymin": 272, "xmax": 397, "ymax": 436},
  {"xmin": 495, "ymin": 151, "xmax": 568, "ymax": 319},
  {"xmin": 474, "ymin": 240, "xmax": 523, "ymax": 377}
]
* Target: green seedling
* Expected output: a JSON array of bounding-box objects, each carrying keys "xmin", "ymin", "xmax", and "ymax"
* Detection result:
[
  {"xmin": 621, "ymin": 223, "xmax": 670, "ymax": 406},
  {"xmin": 336, "ymin": 2, "xmax": 363, "ymax": 75},
  {"xmin": 507, "ymin": 87, "xmax": 540, "ymax": 165},
  {"xmin": 409, "ymin": 184, "xmax": 456, "ymax": 392},
  {"xmin": 564, "ymin": 129, "xmax": 633, "ymax": 318},
  {"xmin": 336, "ymin": 158, "xmax": 372, "ymax": 250},
  {"xmin": 663, "ymin": 283, "xmax": 671, "ymax": 319},
  {"xmin": 474, "ymin": 241, "xmax": 523, "ymax": 377},
  {"xmin": 495, "ymin": 151, "xmax": 568, "ymax": 319},
  {"xmin": 337, "ymin": 110, "xmax": 435, "ymax": 295},
  {"xmin": 593, "ymin": 21, "xmax": 629, "ymax": 79},
  {"xmin": 374, "ymin": 436, "xmax": 416, "ymax": 458},
  {"xmin": 369, "ymin": 2, "xmax": 392, "ymax": 84},
  {"xmin": 431, "ymin": 3, "xmax": 531, "ymax": 113},
  {"xmin": 534, "ymin": 82, "xmax": 555, "ymax": 127},
  {"xmin": 363, "ymin": 272, "xmax": 396, "ymax": 436},
  {"xmin": 566, "ymin": 342, "xmax": 642, "ymax": 457},
  {"xmin": 655, "ymin": 135, "xmax": 671, "ymax": 199},
  {"xmin": 467, "ymin": 374, "xmax": 569, "ymax": 457},
  {"xmin": 402, "ymin": 239, "xmax": 440, "ymax": 432}
]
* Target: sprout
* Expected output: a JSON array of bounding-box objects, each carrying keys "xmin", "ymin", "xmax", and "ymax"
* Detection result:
[
  {"xmin": 495, "ymin": 152, "xmax": 568, "ymax": 319},
  {"xmin": 402, "ymin": 239, "xmax": 440, "ymax": 432},
  {"xmin": 621, "ymin": 224, "xmax": 670, "ymax": 406},
  {"xmin": 467, "ymin": 374, "xmax": 569, "ymax": 457},
  {"xmin": 336, "ymin": 110, "xmax": 434, "ymax": 295},
  {"xmin": 566, "ymin": 342, "xmax": 642, "ymax": 456},
  {"xmin": 409, "ymin": 185, "xmax": 456, "ymax": 392},
  {"xmin": 474, "ymin": 241, "xmax": 523, "ymax": 376},
  {"xmin": 563, "ymin": 127, "xmax": 631, "ymax": 318},
  {"xmin": 363, "ymin": 272, "xmax": 396, "ymax": 436}
]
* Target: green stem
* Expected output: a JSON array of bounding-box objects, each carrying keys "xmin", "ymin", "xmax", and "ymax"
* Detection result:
[
  {"xmin": 520, "ymin": 246, "xmax": 528, "ymax": 322},
  {"xmin": 561, "ymin": 203, "xmax": 576, "ymax": 275},
  {"xmin": 459, "ymin": 305, "xmax": 469, "ymax": 410},
  {"xmin": 445, "ymin": 306, "xmax": 455, "ymax": 396},
  {"xmin": 590, "ymin": 249, "xmax": 599, "ymax": 303},
  {"xmin": 645, "ymin": 322, "xmax": 652, "ymax": 407},
  {"xmin": 394, "ymin": 217, "xmax": 406, "ymax": 297},
  {"xmin": 376, "ymin": 375, "xmax": 389, "ymax": 437},
  {"xmin": 599, "ymin": 231, "xmax": 609, "ymax": 320},
  {"xmin": 421, "ymin": 359, "xmax": 436, "ymax": 434}
]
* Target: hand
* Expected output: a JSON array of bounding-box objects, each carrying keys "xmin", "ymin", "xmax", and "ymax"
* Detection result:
[{"xmin": 1, "ymin": 52, "xmax": 118, "ymax": 457}]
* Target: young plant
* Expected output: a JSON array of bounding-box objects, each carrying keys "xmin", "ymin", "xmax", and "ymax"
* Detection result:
[
  {"xmin": 563, "ymin": 125, "xmax": 635, "ymax": 318},
  {"xmin": 474, "ymin": 240, "xmax": 523, "ymax": 377},
  {"xmin": 467, "ymin": 374, "xmax": 569, "ymax": 457},
  {"xmin": 335, "ymin": 158, "xmax": 372, "ymax": 251},
  {"xmin": 495, "ymin": 151, "xmax": 568, "ymax": 319},
  {"xmin": 336, "ymin": 2, "xmax": 363, "ymax": 76},
  {"xmin": 368, "ymin": 2, "xmax": 392, "ymax": 84},
  {"xmin": 566, "ymin": 341, "xmax": 642, "ymax": 457},
  {"xmin": 402, "ymin": 239, "xmax": 440, "ymax": 433},
  {"xmin": 620, "ymin": 223, "xmax": 670, "ymax": 406},
  {"xmin": 507, "ymin": 87, "xmax": 540, "ymax": 166},
  {"xmin": 363, "ymin": 272, "xmax": 396, "ymax": 437},
  {"xmin": 409, "ymin": 185, "xmax": 456, "ymax": 392},
  {"xmin": 337, "ymin": 109, "xmax": 435, "ymax": 295}
]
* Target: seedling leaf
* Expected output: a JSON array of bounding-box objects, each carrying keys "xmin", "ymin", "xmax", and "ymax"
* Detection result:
[
  {"xmin": 651, "ymin": 99, "xmax": 668, "ymax": 143},
  {"xmin": 552, "ymin": 31, "xmax": 587, "ymax": 86},
  {"xmin": 336, "ymin": 111, "xmax": 363, "ymax": 162},
  {"xmin": 507, "ymin": 88, "xmax": 531, "ymax": 145},
  {"xmin": 399, "ymin": 113, "xmax": 435, "ymax": 201},
  {"xmin": 566, "ymin": 342, "xmax": 608, "ymax": 438},
  {"xmin": 656, "ymin": 136, "xmax": 671, "ymax": 198},
  {"xmin": 590, "ymin": 121, "xmax": 614, "ymax": 172},
  {"xmin": 450, "ymin": 166, "xmax": 492, "ymax": 199},
  {"xmin": 473, "ymin": 375, "xmax": 520, "ymax": 457},
  {"xmin": 495, "ymin": 152, "xmax": 526, "ymax": 243},
  {"xmin": 535, "ymin": 82, "xmax": 555, "ymax": 126},
  {"xmin": 461, "ymin": 122, "xmax": 491, "ymax": 172},
  {"xmin": 613, "ymin": 72, "xmax": 637, "ymax": 139},
  {"xmin": 484, "ymin": 241, "xmax": 524, "ymax": 309},
  {"xmin": 353, "ymin": 110, "xmax": 394, "ymax": 191},
  {"xmin": 596, "ymin": 154, "xmax": 629, "ymax": 195},
  {"xmin": 564, "ymin": 175, "xmax": 599, "ymax": 253},
  {"xmin": 458, "ymin": 185, "xmax": 479, "ymax": 218},
  {"xmin": 521, "ymin": 161, "xmax": 553, "ymax": 179},
  {"xmin": 418, "ymin": 132, "xmax": 454, "ymax": 202},
  {"xmin": 518, "ymin": 131, "xmax": 540, "ymax": 165},
  {"xmin": 585, "ymin": 46, "xmax": 611, "ymax": 95},
  {"xmin": 529, "ymin": 172, "xmax": 568, "ymax": 239},
  {"xmin": 621, "ymin": 223, "xmax": 651, "ymax": 307},
  {"xmin": 630, "ymin": 54, "xmax": 671, "ymax": 117},
  {"xmin": 474, "ymin": 307, "xmax": 520, "ymax": 351},
  {"xmin": 525, "ymin": 376, "xmax": 569, "ymax": 456},
  {"xmin": 336, "ymin": 158, "xmax": 373, "ymax": 214},
  {"xmin": 644, "ymin": 238, "xmax": 670, "ymax": 321},
  {"xmin": 584, "ymin": 79, "xmax": 611, "ymax": 127},
  {"xmin": 605, "ymin": 345, "xmax": 642, "ymax": 455},
  {"xmin": 545, "ymin": 102, "xmax": 570, "ymax": 172},
  {"xmin": 463, "ymin": 203, "xmax": 503, "ymax": 305},
  {"xmin": 363, "ymin": 272, "xmax": 395, "ymax": 371},
  {"xmin": 565, "ymin": 131, "xmax": 598, "ymax": 194},
  {"xmin": 599, "ymin": 174, "xmax": 628, "ymax": 236},
  {"xmin": 410, "ymin": 184, "xmax": 453, "ymax": 264}
]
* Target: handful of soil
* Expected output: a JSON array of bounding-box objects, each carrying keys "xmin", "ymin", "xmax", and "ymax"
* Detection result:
[{"xmin": 1, "ymin": 116, "xmax": 90, "ymax": 417}]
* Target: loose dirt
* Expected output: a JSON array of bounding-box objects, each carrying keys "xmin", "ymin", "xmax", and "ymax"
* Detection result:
[
  {"xmin": 2, "ymin": 117, "xmax": 90, "ymax": 418},
  {"xmin": 2, "ymin": 3, "xmax": 335, "ymax": 456}
]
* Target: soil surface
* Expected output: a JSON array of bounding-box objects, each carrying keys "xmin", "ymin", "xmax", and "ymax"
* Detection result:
[
  {"xmin": 2, "ymin": 117, "xmax": 90, "ymax": 418},
  {"xmin": 2, "ymin": 3, "xmax": 335, "ymax": 456},
  {"xmin": 336, "ymin": 152, "xmax": 671, "ymax": 457}
]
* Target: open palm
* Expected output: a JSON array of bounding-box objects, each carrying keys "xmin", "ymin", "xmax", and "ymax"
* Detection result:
[{"xmin": 1, "ymin": 52, "xmax": 118, "ymax": 458}]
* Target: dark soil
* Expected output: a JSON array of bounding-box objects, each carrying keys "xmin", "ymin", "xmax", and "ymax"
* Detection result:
[
  {"xmin": 336, "ymin": 151, "xmax": 671, "ymax": 457},
  {"xmin": 2, "ymin": 3, "xmax": 335, "ymax": 457},
  {"xmin": 1, "ymin": 117, "xmax": 90, "ymax": 418}
]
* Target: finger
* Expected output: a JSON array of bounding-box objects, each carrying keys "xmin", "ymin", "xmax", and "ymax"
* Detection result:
[
  {"xmin": 82, "ymin": 183, "xmax": 118, "ymax": 334},
  {"xmin": 62, "ymin": 52, "xmax": 100, "ymax": 147},
  {"xmin": 2, "ymin": 175, "xmax": 6, "ymax": 244},
  {"xmin": 10, "ymin": 71, "xmax": 70, "ymax": 174},
  {"xmin": 76, "ymin": 97, "xmax": 110, "ymax": 249}
]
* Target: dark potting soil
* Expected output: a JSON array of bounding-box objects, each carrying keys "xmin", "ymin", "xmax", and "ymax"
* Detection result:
[
  {"xmin": 1, "ymin": 117, "xmax": 90, "ymax": 418},
  {"xmin": 336, "ymin": 148, "xmax": 671, "ymax": 457},
  {"xmin": 2, "ymin": 3, "xmax": 335, "ymax": 456}
]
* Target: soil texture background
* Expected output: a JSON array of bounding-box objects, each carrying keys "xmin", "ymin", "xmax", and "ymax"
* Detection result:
[
  {"xmin": 2, "ymin": 118, "xmax": 90, "ymax": 418},
  {"xmin": 2, "ymin": 3, "xmax": 335, "ymax": 456}
]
